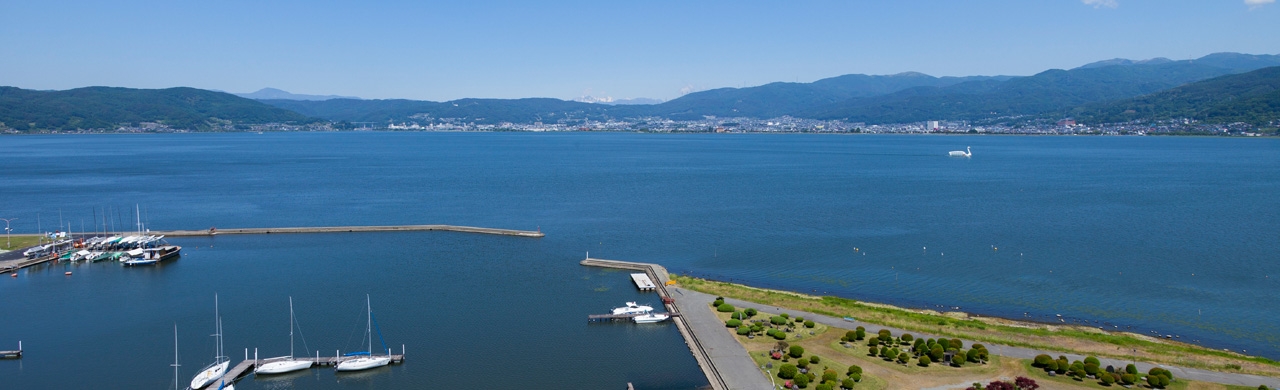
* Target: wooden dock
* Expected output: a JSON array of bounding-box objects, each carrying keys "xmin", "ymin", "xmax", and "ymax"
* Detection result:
[
  {"xmin": 587, "ymin": 312, "xmax": 680, "ymax": 322},
  {"xmin": 0, "ymin": 341, "xmax": 20, "ymax": 359},
  {"xmin": 1, "ymin": 254, "xmax": 58, "ymax": 274},
  {"xmin": 151, "ymin": 224, "xmax": 544, "ymax": 238},
  {"xmin": 199, "ymin": 353, "xmax": 406, "ymax": 389}
]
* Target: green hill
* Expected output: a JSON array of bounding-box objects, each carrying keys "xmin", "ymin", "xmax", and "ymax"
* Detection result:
[
  {"xmin": 0, "ymin": 86, "xmax": 316, "ymax": 131},
  {"xmin": 1067, "ymin": 66, "xmax": 1280, "ymax": 125},
  {"xmin": 262, "ymin": 97, "xmax": 622, "ymax": 124}
]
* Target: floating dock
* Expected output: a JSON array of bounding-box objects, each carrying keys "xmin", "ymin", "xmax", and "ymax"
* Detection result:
[
  {"xmin": 199, "ymin": 348, "xmax": 406, "ymax": 390},
  {"xmin": 630, "ymin": 273, "xmax": 656, "ymax": 291},
  {"xmin": 152, "ymin": 224, "xmax": 544, "ymax": 238},
  {"xmin": 587, "ymin": 312, "xmax": 680, "ymax": 322},
  {"xmin": 0, "ymin": 341, "xmax": 20, "ymax": 359}
]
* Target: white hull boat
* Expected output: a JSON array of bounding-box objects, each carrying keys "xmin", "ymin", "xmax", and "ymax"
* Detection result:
[
  {"xmin": 335, "ymin": 356, "xmax": 391, "ymax": 371},
  {"xmin": 256, "ymin": 359, "xmax": 314, "ymax": 374},
  {"xmin": 190, "ymin": 361, "xmax": 229, "ymax": 389},
  {"xmin": 633, "ymin": 313, "xmax": 671, "ymax": 323},
  {"xmin": 612, "ymin": 301, "xmax": 653, "ymax": 315}
]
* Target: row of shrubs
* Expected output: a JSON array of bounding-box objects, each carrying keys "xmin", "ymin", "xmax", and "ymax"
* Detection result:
[
  {"xmin": 843, "ymin": 326, "xmax": 989, "ymax": 367},
  {"xmin": 1033, "ymin": 354, "xmax": 1173, "ymax": 388},
  {"xmin": 772, "ymin": 345, "xmax": 863, "ymax": 389}
]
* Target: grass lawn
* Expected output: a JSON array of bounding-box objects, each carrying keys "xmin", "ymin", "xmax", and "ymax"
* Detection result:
[
  {"xmin": 749, "ymin": 348, "xmax": 886, "ymax": 390},
  {"xmin": 675, "ymin": 275, "xmax": 1280, "ymax": 377},
  {"xmin": 0, "ymin": 235, "xmax": 41, "ymax": 251}
]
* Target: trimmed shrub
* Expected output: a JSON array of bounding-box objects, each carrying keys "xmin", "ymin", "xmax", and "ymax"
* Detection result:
[
  {"xmin": 781, "ymin": 313, "xmax": 790, "ymax": 319},
  {"xmin": 716, "ymin": 303, "xmax": 735, "ymax": 312},
  {"xmin": 867, "ymin": 338, "xmax": 879, "ymax": 347},
  {"xmin": 1084, "ymin": 363, "xmax": 1100, "ymax": 377},
  {"xmin": 751, "ymin": 324, "xmax": 763, "ymax": 333},
  {"xmin": 810, "ymin": 355, "xmax": 820, "ymax": 364},
  {"xmin": 795, "ymin": 316, "xmax": 804, "ymax": 322},
  {"xmin": 877, "ymin": 330, "xmax": 892, "ymax": 343},
  {"xmin": 844, "ymin": 331, "xmax": 857, "ymax": 341},
  {"xmin": 816, "ymin": 384, "xmax": 833, "ymax": 390},
  {"xmin": 929, "ymin": 346, "xmax": 944, "ymax": 362},
  {"xmin": 1072, "ymin": 368, "xmax": 1086, "ymax": 380},
  {"xmin": 797, "ymin": 358, "xmax": 809, "ymax": 369},
  {"xmin": 898, "ymin": 352, "xmax": 910, "ymax": 364},
  {"xmin": 793, "ymin": 373, "xmax": 809, "ymax": 388},
  {"xmin": 1148, "ymin": 367, "xmax": 1174, "ymax": 381},
  {"xmin": 822, "ymin": 369, "xmax": 838, "ymax": 382},
  {"xmin": 804, "ymin": 320, "xmax": 815, "ymax": 328},
  {"xmin": 855, "ymin": 328, "xmax": 865, "ymax": 340},
  {"xmin": 744, "ymin": 307, "xmax": 757, "ymax": 316},
  {"xmin": 867, "ymin": 346, "xmax": 878, "ymax": 357},
  {"xmin": 1125, "ymin": 364, "xmax": 1137, "ymax": 375},
  {"xmin": 713, "ymin": 298, "xmax": 724, "ymax": 307},
  {"xmin": 1084, "ymin": 356, "xmax": 1101, "ymax": 367},
  {"xmin": 841, "ymin": 378, "xmax": 855, "ymax": 389},
  {"xmin": 846, "ymin": 365, "xmax": 862, "ymax": 376},
  {"xmin": 790, "ymin": 345, "xmax": 805, "ymax": 358},
  {"xmin": 1120, "ymin": 373, "xmax": 1136, "ymax": 385},
  {"xmin": 726, "ymin": 319, "xmax": 742, "ymax": 327},
  {"xmin": 1101, "ymin": 373, "xmax": 1115, "ymax": 385},
  {"xmin": 779, "ymin": 364, "xmax": 798, "ymax": 379},
  {"xmin": 771, "ymin": 316, "xmax": 787, "ymax": 325},
  {"xmin": 901, "ymin": 334, "xmax": 914, "ymax": 343},
  {"xmin": 736, "ymin": 326, "xmax": 751, "ymax": 335},
  {"xmin": 967, "ymin": 348, "xmax": 982, "ymax": 363},
  {"xmin": 773, "ymin": 331, "xmax": 787, "ymax": 340},
  {"xmin": 1032, "ymin": 354, "xmax": 1053, "ymax": 367},
  {"xmin": 949, "ymin": 339, "xmax": 963, "ymax": 350},
  {"xmin": 913, "ymin": 338, "xmax": 925, "ymax": 352},
  {"xmin": 951, "ymin": 353, "xmax": 965, "ymax": 367},
  {"xmin": 919, "ymin": 355, "xmax": 932, "ymax": 367},
  {"xmin": 849, "ymin": 372, "xmax": 862, "ymax": 382}
]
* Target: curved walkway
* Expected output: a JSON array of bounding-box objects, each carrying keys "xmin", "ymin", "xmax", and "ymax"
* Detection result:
[{"xmin": 673, "ymin": 287, "xmax": 1280, "ymax": 388}]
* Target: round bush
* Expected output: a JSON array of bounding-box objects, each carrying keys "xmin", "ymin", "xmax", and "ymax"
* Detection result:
[
  {"xmin": 867, "ymin": 346, "xmax": 878, "ymax": 356},
  {"xmin": 929, "ymin": 346, "xmax": 944, "ymax": 362},
  {"xmin": 793, "ymin": 373, "xmax": 809, "ymax": 387},
  {"xmin": 901, "ymin": 334, "xmax": 914, "ymax": 342},
  {"xmin": 866, "ymin": 338, "xmax": 879, "ymax": 347},
  {"xmin": 797, "ymin": 358, "xmax": 809, "ymax": 369},
  {"xmin": 822, "ymin": 369, "xmax": 837, "ymax": 382},
  {"xmin": 1125, "ymin": 364, "xmax": 1137, "ymax": 375},
  {"xmin": 855, "ymin": 328, "xmax": 865, "ymax": 340},
  {"xmin": 716, "ymin": 303, "xmax": 735, "ymax": 312},
  {"xmin": 809, "ymin": 356, "xmax": 820, "ymax": 364},
  {"xmin": 846, "ymin": 364, "xmax": 862, "ymax": 375},
  {"xmin": 898, "ymin": 352, "xmax": 910, "ymax": 363},
  {"xmin": 773, "ymin": 331, "xmax": 787, "ymax": 340},
  {"xmin": 1084, "ymin": 363, "xmax": 1100, "ymax": 376},
  {"xmin": 951, "ymin": 354, "xmax": 965, "ymax": 367},
  {"xmin": 736, "ymin": 326, "xmax": 751, "ymax": 335},
  {"xmin": 1148, "ymin": 367, "xmax": 1173, "ymax": 381},
  {"xmin": 781, "ymin": 313, "xmax": 790, "ymax": 319},
  {"xmin": 744, "ymin": 308, "xmax": 757, "ymax": 316},
  {"xmin": 1101, "ymin": 373, "xmax": 1115, "ymax": 385},
  {"xmin": 1033, "ymin": 354, "xmax": 1053, "ymax": 367},
  {"xmin": 967, "ymin": 348, "xmax": 982, "ymax": 363},
  {"xmin": 795, "ymin": 316, "xmax": 804, "ymax": 322},
  {"xmin": 751, "ymin": 324, "xmax": 763, "ymax": 333},
  {"xmin": 844, "ymin": 331, "xmax": 857, "ymax": 341},
  {"xmin": 849, "ymin": 372, "xmax": 862, "ymax": 382},
  {"xmin": 1121, "ymin": 373, "xmax": 1136, "ymax": 385},
  {"xmin": 815, "ymin": 384, "xmax": 832, "ymax": 390},
  {"xmin": 841, "ymin": 378, "xmax": 855, "ymax": 389},
  {"xmin": 726, "ymin": 319, "xmax": 742, "ymax": 327},
  {"xmin": 804, "ymin": 320, "xmax": 815, "ymax": 328},
  {"xmin": 790, "ymin": 345, "xmax": 805, "ymax": 358},
  {"xmin": 1072, "ymin": 367, "xmax": 1086, "ymax": 379},
  {"xmin": 919, "ymin": 355, "xmax": 931, "ymax": 367},
  {"xmin": 1084, "ymin": 356, "xmax": 1101, "ymax": 366},
  {"xmin": 771, "ymin": 316, "xmax": 787, "ymax": 325},
  {"xmin": 779, "ymin": 364, "xmax": 798, "ymax": 379},
  {"xmin": 731, "ymin": 311, "xmax": 744, "ymax": 319},
  {"xmin": 948, "ymin": 339, "xmax": 963, "ymax": 350}
]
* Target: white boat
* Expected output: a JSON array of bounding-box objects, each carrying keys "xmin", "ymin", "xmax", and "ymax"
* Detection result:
[
  {"xmin": 948, "ymin": 146, "xmax": 972, "ymax": 157},
  {"xmin": 256, "ymin": 297, "xmax": 314, "ymax": 375},
  {"xmin": 191, "ymin": 296, "xmax": 231, "ymax": 389},
  {"xmin": 611, "ymin": 302, "xmax": 653, "ymax": 315},
  {"xmin": 335, "ymin": 295, "xmax": 392, "ymax": 372},
  {"xmin": 633, "ymin": 313, "xmax": 671, "ymax": 324}
]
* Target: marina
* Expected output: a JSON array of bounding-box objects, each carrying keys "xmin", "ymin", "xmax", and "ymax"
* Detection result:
[
  {"xmin": 196, "ymin": 348, "xmax": 407, "ymax": 390},
  {"xmin": 0, "ymin": 341, "xmax": 19, "ymax": 359}
]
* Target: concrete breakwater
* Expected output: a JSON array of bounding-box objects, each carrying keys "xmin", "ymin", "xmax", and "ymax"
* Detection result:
[{"xmin": 150, "ymin": 224, "xmax": 544, "ymax": 238}]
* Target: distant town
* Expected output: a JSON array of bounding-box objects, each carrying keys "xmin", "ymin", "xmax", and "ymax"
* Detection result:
[{"xmin": 5, "ymin": 116, "xmax": 1277, "ymax": 136}]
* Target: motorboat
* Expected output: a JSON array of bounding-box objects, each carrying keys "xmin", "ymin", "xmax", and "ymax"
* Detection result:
[
  {"xmin": 633, "ymin": 313, "xmax": 671, "ymax": 324},
  {"xmin": 611, "ymin": 302, "xmax": 653, "ymax": 315},
  {"xmin": 256, "ymin": 297, "xmax": 314, "ymax": 375},
  {"xmin": 191, "ymin": 296, "xmax": 231, "ymax": 389},
  {"xmin": 335, "ymin": 295, "xmax": 393, "ymax": 372},
  {"xmin": 122, "ymin": 246, "xmax": 180, "ymax": 266}
]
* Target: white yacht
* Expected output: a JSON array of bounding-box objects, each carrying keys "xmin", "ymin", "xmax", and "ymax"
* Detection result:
[
  {"xmin": 335, "ymin": 295, "xmax": 392, "ymax": 372},
  {"xmin": 611, "ymin": 302, "xmax": 654, "ymax": 315},
  {"xmin": 256, "ymin": 297, "xmax": 314, "ymax": 375},
  {"xmin": 191, "ymin": 296, "xmax": 230, "ymax": 390},
  {"xmin": 633, "ymin": 313, "xmax": 671, "ymax": 324}
]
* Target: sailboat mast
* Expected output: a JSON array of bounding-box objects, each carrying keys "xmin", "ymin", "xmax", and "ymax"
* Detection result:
[
  {"xmin": 367, "ymin": 295, "xmax": 373, "ymax": 355},
  {"xmin": 288, "ymin": 296, "xmax": 295, "ymax": 358},
  {"xmin": 173, "ymin": 324, "xmax": 181, "ymax": 390}
]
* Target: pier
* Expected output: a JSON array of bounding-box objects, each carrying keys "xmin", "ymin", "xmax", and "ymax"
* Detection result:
[
  {"xmin": 0, "ymin": 341, "xmax": 20, "ymax": 359},
  {"xmin": 587, "ymin": 312, "xmax": 681, "ymax": 322},
  {"xmin": 580, "ymin": 258, "xmax": 732, "ymax": 390},
  {"xmin": 198, "ymin": 348, "xmax": 406, "ymax": 390},
  {"xmin": 151, "ymin": 224, "xmax": 544, "ymax": 238}
]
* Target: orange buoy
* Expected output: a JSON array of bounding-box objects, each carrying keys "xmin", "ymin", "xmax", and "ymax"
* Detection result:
[
  {"xmin": 9, "ymin": 273, "xmax": 15, "ymax": 277},
  {"xmin": 65, "ymin": 271, "xmax": 72, "ymax": 276}
]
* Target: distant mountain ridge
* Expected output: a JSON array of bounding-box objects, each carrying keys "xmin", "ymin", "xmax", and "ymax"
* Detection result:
[
  {"xmin": 0, "ymin": 86, "xmax": 316, "ymax": 131},
  {"xmin": 1068, "ymin": 66, "xmax": 1280, "ymax": 125},
  {"xmin": 234, "ymin": 88, "xmax": 360, "ymax": 101}
]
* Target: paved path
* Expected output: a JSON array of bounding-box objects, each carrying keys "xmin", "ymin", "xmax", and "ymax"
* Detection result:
[
  {"xmin": 691, "ymin": 289, "xmax": 1280, "ymax": 388},
  {"xmin": 668, "ymin": 287, "xmax": 775, "ymax": 390}
]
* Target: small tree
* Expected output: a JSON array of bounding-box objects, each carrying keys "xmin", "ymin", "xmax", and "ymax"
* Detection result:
[
  {"xmin": 949, "ymin": 339, "xmax": 963, "ymax": 350},
  {"xmin": 790, "ymin": 345, "xmax": 805, "ymax": 358},
  {"xmin": 804, "ymin": 320, "xmax": 815, "ymax": 328},
  {"xmin": 867, "ymin": 338, "xmax": 879, "ymax": 347},
  {"xmin": 798, "ymin": 358, "xmax": 810, "ymax": 369},
  {"xmin": 1033, "ymin": 355, "xmax": 1052, "ymax": 367},
  {"xmin": 1084, "ymin": 356, "xmax": 1101, "ymax": 367},
  {"xmin": 919, "ymin": 355, "xmax": 932, "ymax": 367},
  {"xmin": 929, "ymin": 346, "xmax": 944, "ymax": 362},
  {"xmin": 867, "ymin": 346, "xmax": 878, "ymax": 357},
  {"xmin": 779, "ymin": 364, "xmax": 798, "ymax": 379},
  {"xmin": 877, "ymin": 330, "xmax": 892, "ymax": 343},
  {"xmin": 855, "ymin": 328, "xmax": 865, "ymax": 340},
  {"xmin": 966, "ymin": 348, "xmax": 981, "ymax": 363},
  {"xmin": 846, "ymin": 364, "xmax": 862, "ymax": 376},
  {"xmin": 822, "ymin": 369, "xmax": 837, "ymax": 382},
  {"xmin": 1100, "ymin": 373, "xmax": 1115, "ymax": 386},
  {"xmin": 844, "ymin": 330, "xmax": 857, "ymax": 341},
  {"xmin": 841, "ymin": 378, "xmax": 855, "ymax": 389},
  {"xmin": 717, "ymin": 303, "xmax": 735, "ymax": 312},
  {"xmin": 1120, "ymin": 373, "xmax": 1136, "ymax": 385},
  {"xmin": 951, "ymin": 353, "xmax": 965, "ymax": 367},
  {"xmin": 1125, "ymin": 364, "xmax": 1137, "ymax": 375},
  {"xmin": 901, "ymin": 334, "xmax": 914, "ymax": 343},
  {"xmin": 898, "ymin": 352, "xmax": 910, "ymax": 364},
  {"xmin": 810, "ymin": 355, "xmax": 820, "ymax": 364}
]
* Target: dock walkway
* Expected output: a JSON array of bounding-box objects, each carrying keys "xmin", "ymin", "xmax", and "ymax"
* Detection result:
[{"xmin": 199, "ymin": 354, "xmax": 406, "ymax": 390}]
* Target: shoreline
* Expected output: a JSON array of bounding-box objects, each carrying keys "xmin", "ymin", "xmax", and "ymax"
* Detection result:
[{"xmin": 3, "ymin": 129, "xmax": 1275, "ymax": 138}]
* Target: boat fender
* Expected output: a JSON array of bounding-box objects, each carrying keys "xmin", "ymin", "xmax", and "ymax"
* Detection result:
[{"xmin": 65, "ymin": 272, "xmax": 72, "ymax": 276}]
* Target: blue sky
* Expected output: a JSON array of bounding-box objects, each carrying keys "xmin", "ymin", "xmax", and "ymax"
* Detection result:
[{"xmin": 1, "ymin": 0, "xmax": 1277, "ymax": 101}]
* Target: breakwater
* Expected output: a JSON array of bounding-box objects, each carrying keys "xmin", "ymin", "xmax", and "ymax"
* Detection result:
[{"xmin": 151, "ymin": 224, "xmax": 544, "ymax": 238}]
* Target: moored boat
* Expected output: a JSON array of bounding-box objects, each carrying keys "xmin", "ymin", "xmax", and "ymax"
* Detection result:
[
  {"xmin": 633, "ymin": 313, "xmax": 671, "ymax": 324},
  {"xmin": 611, "ymin": 302, "xmax": 653, "ymax": 315}
]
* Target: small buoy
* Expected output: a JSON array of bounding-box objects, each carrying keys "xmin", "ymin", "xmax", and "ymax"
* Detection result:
[
  {"xmin": 65, "ymin": 271, "xmax": 72, "ymax": 276},
  {"xmin": 10, "ymin": 273, "xmax": 15, "ymax": 277}
]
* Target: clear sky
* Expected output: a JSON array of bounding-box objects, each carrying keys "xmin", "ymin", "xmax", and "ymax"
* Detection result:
[{"xmin": 1, "ymin": 0, "xmax": 1277, "ymax": 101}]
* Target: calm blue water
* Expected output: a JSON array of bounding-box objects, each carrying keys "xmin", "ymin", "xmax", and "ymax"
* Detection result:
[{"xmin": 1, "ymin": 132, "xmax": 1278, "ymax": 387}]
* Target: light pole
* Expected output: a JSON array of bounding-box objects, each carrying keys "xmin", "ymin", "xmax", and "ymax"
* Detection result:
[{"xmin": 0, "ymin": 218, "xmax": 15, "ymax": 249}]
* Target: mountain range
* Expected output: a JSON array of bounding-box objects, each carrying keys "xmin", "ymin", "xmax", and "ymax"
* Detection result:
[
  {"xmin": 233, "ymin": 87, "xmax": 361, "ymax": 101},
  {"xmin": 2, "ymin": 52, "xmax": 1278, "ymax": 132}
]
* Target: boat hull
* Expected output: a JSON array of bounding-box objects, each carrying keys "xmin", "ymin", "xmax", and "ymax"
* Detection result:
[
  {"xmin": 256, "ymin": 359, "xmax": 314, "ymax": 375},
  {"xmin": 190, "ymin": 361, "xmax": 230, "ymax": 389},
  {"xmin": 335, "ymin": 356, "xmax": 391, "ymax": 371},
  {"xmin": 633, "ymin": 313, "xmax": 671, "ymax": 323}
]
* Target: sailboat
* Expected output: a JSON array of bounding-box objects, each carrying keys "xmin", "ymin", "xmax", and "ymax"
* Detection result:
[
  {"xmin": 255, "ymin": 297, "xmax": 314, "ymax": 375},
  {"xmin": 190, "ymin": 296, "xmax": 230, "ymax": 389},
  {"xmin": 335, "ymin": 295, "xmax": 392, "ymax": 372},
  {"xmin": 172, "ymin": 324, "xmax": 181, "ymax": 390}
]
